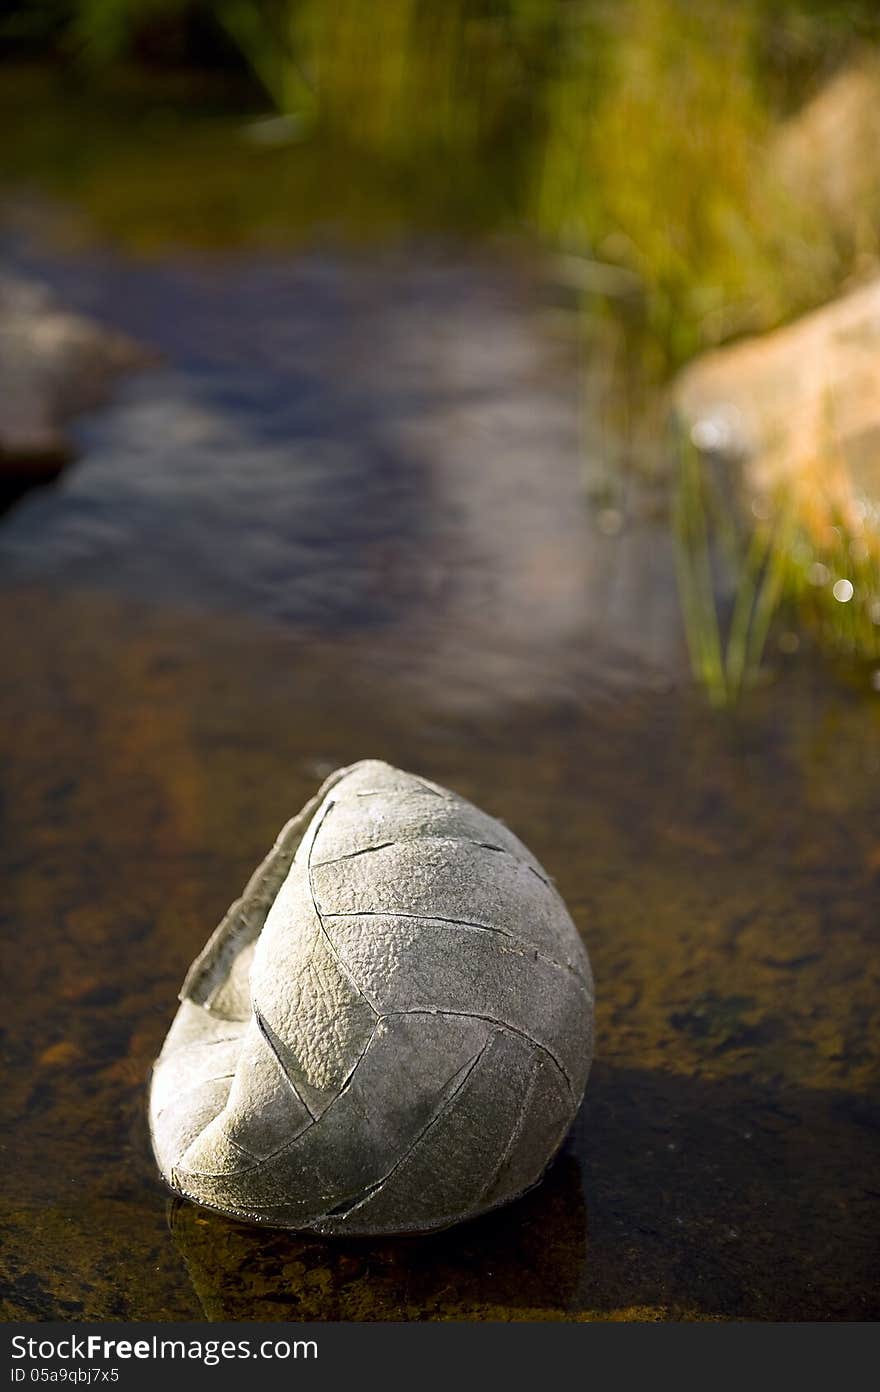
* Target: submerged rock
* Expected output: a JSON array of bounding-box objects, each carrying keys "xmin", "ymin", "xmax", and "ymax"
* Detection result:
[
  {"xmin": 149, "ymin": 759, "xmax": 593, "ymax": 1235},
  {"xmin": 0, "ymin": 274, "xmax": 151, "ymax": 494},
  {"xmin": 675, "ymin": 275, "xmax": 880, "ymax": 543}
]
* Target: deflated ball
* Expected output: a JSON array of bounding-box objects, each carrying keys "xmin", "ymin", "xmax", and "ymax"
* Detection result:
[{"xmin": 149, "ymin": 759, "xmax": 593, "ymax": 1234}]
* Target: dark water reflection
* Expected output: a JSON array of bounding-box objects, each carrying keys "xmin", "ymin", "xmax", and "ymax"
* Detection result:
[
  {"xmin": 0, "ymin": 234, "xmax": 681, "ymax": 689},
  {"xmin": 1, "ymin": 237, "xmax": 879, "ymax": 1320}
]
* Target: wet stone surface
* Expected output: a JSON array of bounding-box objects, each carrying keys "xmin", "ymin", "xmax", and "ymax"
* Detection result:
[
  {"xmin": 0, "ymin": 235, "xmax": 878, "ymax": 1320},
  {"xmin": 0, "ymin": 271, "xmax": 150, "ymax": 506}
]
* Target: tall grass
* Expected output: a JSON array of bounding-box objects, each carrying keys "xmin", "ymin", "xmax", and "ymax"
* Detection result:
[
  {"xmin": 672, "ymin": 432, "xmax": 798, "ymax": 705},
  {"xmin": 533, "ymin": 0, "xmax": 856, "ymax": 374},
  {"xmin": 674, "ymin": 427, "xmax": 880, "ymax": 704}
]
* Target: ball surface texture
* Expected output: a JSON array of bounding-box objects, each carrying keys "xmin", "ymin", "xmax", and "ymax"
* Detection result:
[{"xmin": 149, "ymin": 760, "xmax": 593, "ymax": 1234}]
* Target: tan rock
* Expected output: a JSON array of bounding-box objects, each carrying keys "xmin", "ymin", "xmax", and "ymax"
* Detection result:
[{"xmin": 675, "ymin": 275, "xmax": 880, "ymax": 544}]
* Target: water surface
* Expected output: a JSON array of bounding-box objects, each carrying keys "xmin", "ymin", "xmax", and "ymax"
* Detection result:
[{"xmin": 1, "ymin": 225, "xmax": 878, "ymax": 1322}]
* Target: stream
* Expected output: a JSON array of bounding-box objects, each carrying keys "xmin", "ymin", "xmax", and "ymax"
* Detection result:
[{"xmin": 1, "ymin": 223, "xmax": 878, "ymax": 1321}]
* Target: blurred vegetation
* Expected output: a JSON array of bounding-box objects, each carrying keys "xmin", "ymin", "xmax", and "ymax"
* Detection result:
[
  {"xmin": 3, "ymin": 2, "xmax": 879, "ymax": 364},
  {"xmin": 673, "ymin": 436, "xmax": 794, "ymax": 707},
  {"xmin": 537, "ymin": 1, "xmax": 846, "ymax": 374},
  {"xmin": 674, "ymin": 438, "xmax": 880, "ymax": 703},
  {"xmin": 2, "ymin": 0, "xmax": 880, "ymax": 695}
]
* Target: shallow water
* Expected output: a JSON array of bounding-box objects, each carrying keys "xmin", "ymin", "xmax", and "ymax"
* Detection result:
[{"xmin": 1, "ymin": 226, "xmax": 879, "ymax": 1321}]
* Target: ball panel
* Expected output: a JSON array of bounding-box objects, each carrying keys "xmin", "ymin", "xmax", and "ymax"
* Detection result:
[
  {"xmin": 309, "ymin": 784, "xmax": 547, "ymax": 881},
  {"xmin": 177, "ymin": 1115, "xmax": 255, "ymax": 1177},
  {"xmin": 480, "ymin": 1051, "xmax": 575, "ymax": 1209},
  {"xmin": 150, "ymin": 1036, "xmax": 242, "ymax": 1120},
  {"xmin": 223, "ymin": 1019, "xmax": 313, "ymax": 1157},
  {"xmin": 173, "ymin": 1018, "xmax": 313, "ymax": 1177},
  {"xmin": 311, "ymin": 838, "xmax": 589, "ymax": 978},
  {"xmin": 321, "ymin": 760, "xmax": 443, "ymax": 801},
  {"xmin": 156, "ymin": 1000, "xmax": 246, "ymax": 1060},
  {"xmin": 250, "ymin": 867, "xmax": 377, "ymax": 1116},
  {"xmin": 321, "ymin": 1027, "xmax": 548, "ymax": 1235},
  {"xmin": 326, "ymin": 912, "xmax": 591, "ymax": 1092},
  {"xmin": 198, "ymin": 941, "xmax": 254, "ymax": 1021},
  {"xmin": 151, "ymin": 1076, "xmax": 234, "ymax": 1181},
  {"xmin": 171, "ymin": 1011, "xmax": 493, "ymax": 1226}
]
